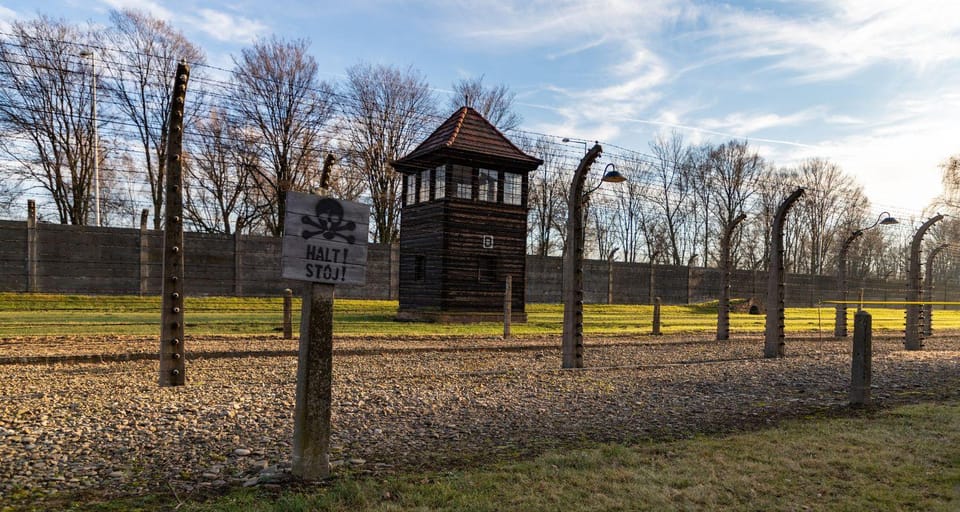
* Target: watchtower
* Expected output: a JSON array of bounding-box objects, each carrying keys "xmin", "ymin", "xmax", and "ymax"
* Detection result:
[{"xmin": 392, "ymin": 107, "xmax": 543, "ymax": 322}]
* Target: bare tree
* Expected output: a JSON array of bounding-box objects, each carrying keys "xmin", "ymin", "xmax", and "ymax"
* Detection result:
[
  {"xmin": 520, "ymin": 136, "xmax": 569, "ymax": 256},
  {"xmin": 340, "ymin": 62, "xmax": 437, "ymax": 244},
  {"xmin": 793, "ymin": 158, "xmax": 867, "ymax": 274},
  {"xmin": 0, "ymin": 176, "xmax": 23, "ymax": 219},
  {"xmin": 183, "ymin": 108, "xmax": 258, "ymax": 234},
  {"xmin": 100, "ymin": 9, "xmax": 205, "ymax": 229},
  {"xmin": 704, "ymin": 140, "xmax": 764, "ymax": 269},
  {"xmin": 0, "ymin": 17, "xmax": 98, "ymax": 224},
  {"xmin": 613, "ymin": 179, "xmax": 652, "ymax": 263},
  {"xmin": 938, "ymin": 154, "xmax": 960, "ymax": 211},
  {"xmin": 448, "ymin": 75, "xmax": 522, "ymax": 132},
  {"xmin": 229, "ymin": 36, "xmax": 335, "ymax": 236},
  {"xmin": 648, "ymin": 131, "xmax": 695, "ymax": 265}
]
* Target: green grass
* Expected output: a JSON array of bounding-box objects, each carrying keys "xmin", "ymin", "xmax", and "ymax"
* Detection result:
[
  {"xmin": 2, "ymin": 292, "xmax": 958, "ymax": 337},
  {"xmin": 62, "ymin": 401, "xmax": 960, "ymax": 511}
]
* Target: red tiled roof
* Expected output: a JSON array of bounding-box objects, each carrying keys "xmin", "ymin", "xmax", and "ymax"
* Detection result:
[{"xmin": 393, "ymin": 107, "xmax": 542, "ymax": 168}]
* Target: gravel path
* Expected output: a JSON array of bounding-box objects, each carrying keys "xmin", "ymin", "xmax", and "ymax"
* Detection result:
[{"xmin": 1, "ymin": 332, "xmax": 958, "ymax": 509}]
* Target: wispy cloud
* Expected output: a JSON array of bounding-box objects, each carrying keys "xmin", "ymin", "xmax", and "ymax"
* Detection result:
[
  {"xmin": 187, "ymin": 8, "xmax": 267, "ymax": 44},
  {"xmin": 0, "ymin": 5, "xmax": 18, "ymax": 31},
  {"xmin": 699, "ymin": 108, "xmax": 824, "ymax": 136},
  {"xmin": 98, "ymin": 0, "xmax": 266, "ymax": 44},
  {"xmin": 700, "ymin": 1, "xmax": 960, "ymax": 81},
  {"xmin": 99, "ymin": 0, "xmax": 173, "ymax": 21}
]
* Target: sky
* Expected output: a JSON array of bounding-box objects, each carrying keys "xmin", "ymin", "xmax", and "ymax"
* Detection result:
[{"xmin": 2, "ymin": 0, "xmax": 959, "ymax": 219}]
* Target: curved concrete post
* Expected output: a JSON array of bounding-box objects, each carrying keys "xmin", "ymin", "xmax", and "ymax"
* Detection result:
[
  {"xmin": 905, "ymin": 214, "xmax": 943, "ymax": 350},
  {"xmin": 562, "ymin": 143, "xmax": 603, "ymax": 369},
  {"xmin": 922, "ymin": 243, "xmax": 949, "ymax": 337},
  {"xmin": 834, "ymin": 229, "xmax": 864, "ymax": 337},
  {"xmin": 764, "ymin": 188, "xmax": 805, "ymax": 358},
  {"xmin": 717, "ymin": 213, "xmax": 747, "ymax": 341}
]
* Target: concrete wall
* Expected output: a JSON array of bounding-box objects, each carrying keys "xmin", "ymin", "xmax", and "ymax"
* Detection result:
[{"xmin": 0, "ymin": 218, "xmax": 919, "ymax": 305}]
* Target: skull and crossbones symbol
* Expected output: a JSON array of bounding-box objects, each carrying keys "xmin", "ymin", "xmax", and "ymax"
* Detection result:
[{"xmin": 301, "ymin": 198, "xmax": 356, "ymax": 244}]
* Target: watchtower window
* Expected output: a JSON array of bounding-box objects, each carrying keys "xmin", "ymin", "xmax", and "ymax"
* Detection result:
[
  {"xmin": 435, "ymin": 166, "xmax": 446, "ymax": 199},
  {"xmin": 479, "ymin": 169, "xmax": 499, "ymax": 202},
  {"xmin": 452, "ymin": 164, "xmax": 472, "ymax": 199},
  {"xmin": 405, "ymin": 174, "xmax": 417, "ymax": 205},
  {"xmin": 504, "ymin": 172, "xmax": 522, "ymax": 205},
  {"xmin": 419, "ymin": 169, "xmax": 430, "ymax": 202}
]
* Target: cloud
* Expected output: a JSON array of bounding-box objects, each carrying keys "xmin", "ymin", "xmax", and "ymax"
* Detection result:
[
  {"xmin": 699, "ymin": 1, "xmax": 960, "ymax": 81},
  {"xmin": 97, "ymin": 0, "xmax": 266, "ymax": 44},
  {"xmin": 187, "ymin": 8, "xmax": 267, "ymax": 44},
  {"xmin": 0, "ymin": 5, "xmax": 17, "ymax": 31},
  {"xmin": 699, "ymin": 108, "xmax": 824, "ymax": 136},
  {"xmin": 98, "ymin": 0, "xmax": 173, "ymax": 20}
]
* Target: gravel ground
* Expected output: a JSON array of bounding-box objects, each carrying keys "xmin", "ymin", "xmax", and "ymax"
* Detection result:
[{"xmin": 1, "ymin": 332, "xmax": 959, "ymax": 509}]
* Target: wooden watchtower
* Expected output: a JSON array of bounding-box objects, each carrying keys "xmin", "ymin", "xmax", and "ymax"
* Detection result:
[{"xmin": 392, "ymin": 107, "xmax": 543, "ymax": 322}]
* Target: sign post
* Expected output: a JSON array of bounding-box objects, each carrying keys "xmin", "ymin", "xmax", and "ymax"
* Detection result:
[{"xmin": 282, "ymin": 191, "xmax": 369, "ymax": 480}]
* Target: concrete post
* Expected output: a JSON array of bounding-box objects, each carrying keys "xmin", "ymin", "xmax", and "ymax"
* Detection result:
[
  {"xmin": 139, "ymin": 209, "xmax": 149, "ymax": 296},
  {"xmin": 834, "ymin": 230, "xmax": 863, "ymax": 337},
  {"xmin": 685, "ymin": 253, "xmax": 698, "ymax": 305},
  {"xmin": 292, "ymin": 283, "xmax": 335, "ymax": 480},
  {"xmin": 26, "ymin": 200, "xmax": 37, "ymax": 293},
  {"xmin": 648, "ymin": 251, "xmax": 659, "ymax": 305},
  {"xmin": 923, "ymin": 244, "xmax": 948, "ymax": 337},
  {"xmin": 503, "ymin": 275, "xmax": 512, "ymax": 339},
  {"xmin": 607, "ymin": 248, "xmax": 618, "ymax": 305},
  {"xmin": 764, "ymin": 188, "xmax": 805, "ymax": 358},
  {"xmin": 717, "ymin": 213, "xmax": 746, "ymax": 341},
  {"xmin": 562, "ymin": 144, "xmax": 602, "ymax": 369},
  {"xmin": 652, "ymin": 296, "xmax": 662, "ymax": 336},
  {"xmin": 158, "ymin": 61, "xmax": 189, "ymax": 388},
  {"xmin": 283, "ymin": 288, "xmax": 293, "ymax": 340},
  {"xmin": 905, "ymin": 214, "xmax": 943, "ymax": 350},
  {"xmin": 849, "ymin": 310, "xmax": 872, "ymax": 407},
  {"xmin": 234, "ymin": 230, "xmax": 242, "ymax": 296},
  {"xmin": 389, "ymin": 242, "xmax": 400, "ymax": 300}
]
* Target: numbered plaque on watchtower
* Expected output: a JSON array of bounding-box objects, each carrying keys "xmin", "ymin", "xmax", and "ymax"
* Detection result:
[{"xmin": 282, "ymin": 192, "xmax": 370, "ymax": 285}]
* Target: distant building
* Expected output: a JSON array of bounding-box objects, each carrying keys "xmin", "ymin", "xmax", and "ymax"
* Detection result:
[{"xmin": 392, "ymin": 107, "xmax": 543, "ymax": 322}]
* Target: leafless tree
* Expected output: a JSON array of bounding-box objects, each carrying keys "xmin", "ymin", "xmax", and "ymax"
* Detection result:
[
  {"xmin": 687, "ymin": 144, "xmax": 713, "ymax": 267},
  {"xmin": 704, "ymin": 140, "xmax": 764, "ymax": 269},
  {"xmin": 520, "ymin": 136, "xmax": 569, "ymax": 256},
  {"xmin": 937, "ymin": 154, "xmax": 960, "ymax": 212},
  {"xmin": 0, "ymin": 17, "xmax": 99, "ymax": 224},
  {"xmin": 229, "ymin": 36, "xmax": 335, "ymax": 236},
  {"xmin": 183, "ymin": 108, "xmax": 258, "ymax": 234},
  {"xmin": 648, "ymin": 132, "xmax": 695, "ymax": 265},
  {"xmin": 99, "ymin": 9, "xmax": 206, "ymax": 229},
  {"xmin": 613, "ymin": 178, "xmax": 653, "ymax": 263},
  {"xmin": 0, "ymin": 176, "xmax": 24, "ymax": 219},
  {"xmin": 792, "ymin": 158, "xmax": 867, "ymax": 274},
  {"xmin": 448, "ymin": 75, "xmax": 522, "ymax": 132},
  {"xmin": 340, "ymin": 62, "xmax": 437, "ymax": 244}
]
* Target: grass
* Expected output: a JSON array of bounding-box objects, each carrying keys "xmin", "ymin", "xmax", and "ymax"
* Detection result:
[
  {"xmin": 3, "ymin": 292, "xmax": 959, "ymax": 337},
  {"xmin": 61, "ymin": 401, "xmax": 960, "ymax": 511}
]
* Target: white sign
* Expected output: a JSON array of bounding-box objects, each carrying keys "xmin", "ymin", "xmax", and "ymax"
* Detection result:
[{"xmin": 282, "ymin": 191, "xmax": 370, "ymax": 285}]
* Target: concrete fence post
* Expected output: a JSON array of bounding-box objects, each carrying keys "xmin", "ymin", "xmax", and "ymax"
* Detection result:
[
  {"xmin": 764, "ymin": 188, "xmax": 805, "ymax": 358},
  {"xmin": 652, "ymin": 297, "xmax": 662, "ymax": 336},
  {"xmin": 139, "ymin": 209, "xmax": 149, "ymax": 296},
  {"xmin": 503, "ymin": 275, "xmax": 512, "ymax": 338},
  {"xmin": 850, "ymin": 310, "xmax": 872, "ymax": 406},
  {"xmin": 283, "ymin": 288, "xmax": 293, "ymax": 340},
  {"xmin": 234, "ymin": 230, "xmax": 243, "ymax": 296},
  {"xmin": 905, "ymin": 214, "xmax": 943, "ymax": 350},
  {"xmin": 26, "ymin": 200, "xmax": 37, "ymax": 293}
]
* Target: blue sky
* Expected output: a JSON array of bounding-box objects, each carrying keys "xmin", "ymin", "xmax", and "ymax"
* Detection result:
[{"xmin": 2, "ymin": 0, "xmax": 959, "ymax": 217}]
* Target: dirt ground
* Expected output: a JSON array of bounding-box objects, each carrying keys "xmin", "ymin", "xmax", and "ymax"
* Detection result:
[{"xmin": 1, "ymin": 331, "xmax": 959, "ymax": 509}]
